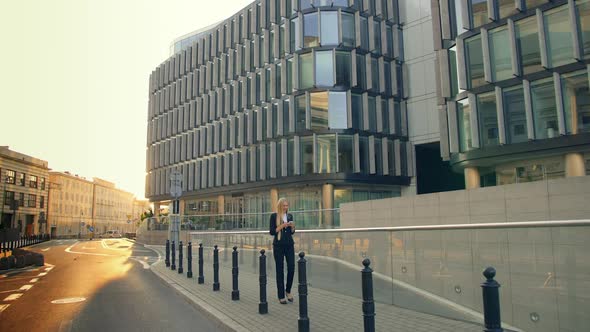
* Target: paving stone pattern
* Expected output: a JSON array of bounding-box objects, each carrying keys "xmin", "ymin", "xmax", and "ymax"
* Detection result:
[{"xmin": 148, "ymin": 245, "xmax": 483, "ymax": 332}]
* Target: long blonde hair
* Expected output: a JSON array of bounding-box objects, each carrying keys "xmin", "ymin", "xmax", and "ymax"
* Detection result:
[{"xmin": 276, "ymin": 197, "xmax": 288, "ymax": 220}]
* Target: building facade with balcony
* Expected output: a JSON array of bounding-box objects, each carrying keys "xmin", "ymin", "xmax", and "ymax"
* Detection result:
[
  {"xmin": 433, "ymin": 0, "xmax": 590, "ymax": 188},
  {"xmin": 0, "ymin": 146, "xmax": 49, "ymax": 235},
  {"xmin": 145, "ymin": 0, "xmax": 417, "ymax": 227}
]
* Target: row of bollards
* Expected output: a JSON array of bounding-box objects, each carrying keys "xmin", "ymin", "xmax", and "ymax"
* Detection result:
[
  {"xmin": 1, "ymin": 234, "xmax": 50, "ymax": 254},
  {"xmin": 165, "ymin": 240, "xmax": 504, "ymax": 332}
]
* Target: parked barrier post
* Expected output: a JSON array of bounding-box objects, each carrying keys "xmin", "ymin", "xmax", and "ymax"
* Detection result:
[
  {"xmin": 258, "ymin": 249, "xmax": 268, "ymax": 314},
  {"xmin": 171, "ymin": 240, "xmax": 176, "ymax": 271},
  {"xmin": 482, "ymin": 267, "xmax": 503, "ymax": 332},
  {"xmin": 213, "ymin": 245, "xmax": 220, "ymax": 291},
  {"xmin": 165, "ymin": 240, "xmax": 170, "ymax": 267},
  {"xmin": 361, "ymin": 258, "xmax": 375, "ymax": 332},
  {"xmin": 298, "ymin": 252, "xmax": 310, "ymax": 332},
  {"xmin": 198, "ymin": 243, "xmax": 204, "ymax": 284},
  {"xmin": 178, "ymin": 241, "xmax": 184, "ymax": 274},
  {"xmin": 187, "ymin": 242, "xmax": 193, "ymax": 278},
  {"xmin": 232, "ymin": 246, "xmax": 240, "ymax": 300}
]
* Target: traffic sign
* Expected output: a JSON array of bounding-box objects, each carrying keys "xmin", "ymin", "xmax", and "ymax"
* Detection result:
[
  {"xmin": 89, "ymin": 226, "xmax": 94, "ymax": 232},
  {"xmin": 170, "ymin": 170, "xmax": 183, "ymax": 198}
]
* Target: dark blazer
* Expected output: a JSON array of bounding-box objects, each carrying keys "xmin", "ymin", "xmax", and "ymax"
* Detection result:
[{"xmin": 269, "ymin": 212, "xmax": 294, "ymax": 246}]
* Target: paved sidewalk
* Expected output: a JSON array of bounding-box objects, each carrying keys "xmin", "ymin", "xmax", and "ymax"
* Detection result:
[{"xmin": 147, "ymin": 245, "xmax": 484, "ymax": 332}]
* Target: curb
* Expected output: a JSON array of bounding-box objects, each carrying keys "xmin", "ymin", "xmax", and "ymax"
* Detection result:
[{"xmin": 149, "ymin": 261, "xmax": 248, "ymax": 332}]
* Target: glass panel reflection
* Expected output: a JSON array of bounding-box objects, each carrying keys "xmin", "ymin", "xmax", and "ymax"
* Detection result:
[
  {"xmin": 328, "ymin": 91, "xmax": 348, "ymax": 129},
  {"xmin": 310, "ymin": 91, "xmax": 329, "ymax": 129},
  {"xmin": 300, "ymin": 135, "xmax": 314, "ymax": 174},
  {"xmin": 465, "ymin": 34, "xmax": 485, "ymax": 89},
  {"xmin": 315, "ymin": 50, "xmax": 335, "ymax": 87},
  {"xmin": 338, "ymin": 134, "xmax": 354, "ymax": 172},
  {"xmin": 316, "ymin": 134, "xmax": 336, "ymax": 173},
  {"xmin": 515, "ymin": 16, "xmax": 542, "ymax": 76},
  {"xmin": 477, "ymin": 91, "xmax": 499, "ymax": 147},
  {"xmin": 561, "ymin": 69, "xmax": 590, "ymax": 134},
  {"xmin": 531, "ymin": 77, "xmax": 558, "ymax": 139},
  {"xmin": 489, "ymin": 26, "xmax": 512, "ymax": 82},
  {"xmin": 544, "ymin": 5, "xmax": 574, "ymax": 68},
  {"xmin": 304, "ymin": 12, "xmax": 319, "ymax": 48},
  {"xmin": 457, "ymin": 99, "xmax": 474, "ymax": 152},
  {"xmin": 503, "ymin": 85, "xmax": 528, "ymax": 144},
  {"xmin": 320, "ymin": 11, "xmax": 338, "ymax": 45}
]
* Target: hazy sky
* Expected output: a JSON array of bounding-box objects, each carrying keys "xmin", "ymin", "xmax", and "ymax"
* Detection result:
[{"xmin": 0, "ymin": 0, "xmax": 252, "ymax": 199}]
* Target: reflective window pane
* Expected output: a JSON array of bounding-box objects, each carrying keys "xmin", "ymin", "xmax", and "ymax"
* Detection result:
[
  {"xmin": 300, "ymin": 136, "xmax": 314, "ymax": 175},
  {"xmin": 381, "ymin": 99, "xmax": 390, "ymax": 133},
  {"xmin": 359, "ymin": 136, "xmax": 370, "ymax": 174},
  {"xmin": 295, "ymin": 94, "xmax": 307, "ymax": 131},
  {"xmin": 503, "ymin": 85, "xmax": 528, "ymax": 144},
  {"xmin": 316, "ymin": 134, "xmax": 336, "ymax": 173},
  {"xmin": 465, "ymin": 34, "xmax": 484, "ymax": 89},
  {"xmin": 342, "ymin": 12, "xmax": 355, "ymax": 47},
  {"xmin": 360, "ymin": 16, "xmax": 369, "ymax": 50},
  {"xmin": 315, "ymin": 50, "xmax": 335, "ymax": 87},
  {"xmin": 335, "ymin": 51, "xmax": 351, "ymax": 86},
  {"xmin": 367, "ymin": 96, "xmax": 377, "ymax": 132},
  {"xmin": 498, "ymin": 0, "xmax": 518, "ymax": 19},
  {"xmin": 304, "ymin": 12, "xmax": 319, "ymax": 48},
  {"xmin": 489, "ymin": 26, "xmax": 512, "ymax": 82},
  {"xmin": 531, "ymin": 78, "xmax": 558, "ymax": 139},
  {"xmin": 356, "ymin": 53, "xmax": 366, "ymax": 89},
  {"xmin": 338, "ymin": 135, "xmax": 354, "ymax": 173},
  {"xmin": 525, "ymin": 0, "xmax": 547, "ymax": 11},
  {"xmin": 372, "ymin": 20, "xmax": 381, "ymax": 55},
  {"xmin": 329, "ymin": 91, "xmax": 347, "ymax": 129},
  {"xmin": 577, "ymin": 0, "xmax": 590, "ymax": 59},
  {"xmin": 300, "ymin": 0, "xmax": 313, "ymax": 10},
  {"xmin": 300, "ymin": 52, "xmax": 314, "ymax": 89},
  {"xmin": 310, "ymin": 91, "xmax": 329, "ymax": 129},
  {"xmin": 515, "ymin": 16, "xmax": 542, "ymax": 75},
  {"xmin": 351, "ymin": 93, "xmax": 363, "ymax": 130},
  {"xmin": 561, "ymin": 70, "xmax": 590, "ymax": 134},
  {"xmin": 320, "ymin": 11, "xmax": 338, "ymax": 46},
  {"xmin": 283, "ymin": 99, "xmax": 290, "ymax": 134},
  {"xmin": 374, "ymin": 138, "xmax": 382, "ymax": 175},
  {"xmin": 470, "ymin": 0, "xmax": 488, "ymax": 28},
  {"xmin": 449, "ymin": 46, "xmax": 464, "ymax": 97},
  {"xmin": 371, "ymin": 57, "xmax": 379, "ymax": 92},
  {"xmin": 291, "ymin": 17, "xmax": 301, "ymax": 51},
  {"xmin": 544, "ymin": 5, "xmax": 574, "ymax": 68},
  {"xmin": 387, "ymin": 139, "xmax": 395, "ymax": 175},
  {"xmin": 477, "ymin": 91, "xmax": 499, "ymax": 147},
  {"xmin": 457, "ymin": 98, "xmax": 473, "ymax": 152}
]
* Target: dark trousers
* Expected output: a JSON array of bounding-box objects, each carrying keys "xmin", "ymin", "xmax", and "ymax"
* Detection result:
[{"xmin": 273, "ymin": 244, "xmax": 295, "ymax": 299}]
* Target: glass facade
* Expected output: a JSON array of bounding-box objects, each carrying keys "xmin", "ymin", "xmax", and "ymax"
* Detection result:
[
  {"xmin": 477, "ymin": 91, "xmax": 499, "ymax": 147},
  {"xmin": 488, "ymin": 27, "xmax": 511, "ymax": 82},
  {"xmin": 561, "ymin": 70, "xmax": 590, "ymax": 134},
  {"xmin": 503, "ymin": 85, "xmax": 528, "ymax": 144},
  {"xmin": 531, "ymin": 77, "xmax": 558, "ymax": 140},
  {"xmin": 544, "ymin": 5, "xmax": 574, "ymax": 68},
  {"xmin": 465, "ymin": 34, "xmax": 484, "ymax": 89},
  {"xmin": 514, "ymin": 16, "xmax": 542, "ymax": 76},
  {"xmin": 457, "ymin": 98, "xmax": 473, "ymax": 152}
]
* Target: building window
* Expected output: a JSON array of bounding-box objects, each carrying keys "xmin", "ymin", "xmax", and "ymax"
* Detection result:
[
  {"xmin": 497, "ymin": 0, "xmax": 518, "ymax": 19},
  {"xmin": 300, "ymin": 136, "xmax": 314, "ymax": 175},
  {"xmin": 28, "ymin": 194, "xmax": 36, "ymax": 208},
  {"xmin": 489, "ymin": 26, "xmax": 512, "ymax": 82},
  {"xmin": 338, "ymin": 135, "xmax": 354, "ymax": 173},
  {"xmin": 477, "ymin": 91, "xmax": 499, "ymax": 147},
  {"xmin": 457, "ymin": 98, "xmax": 474, "ymax": 152},
  {"xmin": 328, "ymin": 91, "xmax": 347, "ymax": 129},
  {"xmin": 359, "ymin": 136, "xmax": 370, "ymax": 174},
  {"xmin": 351, "ymin": 93, "xmax": 363, "ymax": 130},
  {"xmin": 561, "ymin": 70, "xmax": 590, "ymax": 134},
  {"xmin": 4, "ymin": 191, "xmax": 14, "ymax": 206},
  {"xmin": 287, "ymin": 58, "xmax": 294, "ymax": 92},
  {"xmin": 300, "ymin": 52, "xmax": 314, "ymax": 89},
  {"xmin": 367, "ymin": 96, "xmax": 377, "ymax": 132},
  {"xmin": 356, "ymin": 53, "xmax": 366, "ymax": 90},
  {"xmin": 544, "ymin": 5, "xmax": 574, "ymax": 68},
  {"xmin": 40, "ymin": 196, "xmax": 45, "ymax": 209},
  {"xmin": 372, "ymin": 19, "xmax": 381, "ymax": 55},
  {"xmin": 301, "ymin": 0, "xmax": 313, "ymax": 10},
  {"xmin": 577, "ymin": 0, "xmax": 590, "ymax": 59},
  {"xmin": 470, "ymin": 0, "xmax": 489, "ymax": 28},
  {"xmin": 531, "ymin": 77, "xmax": 558, "ymax": 139},
  {"xmin": 311, "ymin": 91, "xmax": 329, "ymax": 129},
  {"xmin": 341, "ymin": 12, "xmax": 355, "ymax": 47},
  {"xmin": 320, "ymin": 11, "xmax": 338, "ymax": 46},
  {"xmin": 29, "ymin": 175, "xmax": 38, "ymax": 188},
  {"xmin": 304, "ymin": 12, "xmax": 319, "ymax": 48},
  {"xmin": 335, "ymin": 51, "xmax": 351, "ymax": 87},
  {"xmin": 515, "ymin": 16, "xmax": 542, "ymax": 76},
  {"xmin": 465, "ymin": 34, "xmax": 484, "ymax": 88},
  {"xmin": 371, "ymin": 57, "xmax": 379, "ymax": 92},
  {"xmin": 503, "ymin": 85, "xmax": 528, "ymax": 144},
  {"xmin": 18, "ymin": 173, "xmax": 25, "ymax": 186},
  {"xmin": 295, "ymin": 94, "xmax": 307, "ymax": 131},
  {"xmin": 5, "ymin": 170, "xmax": 15, "ymax": 184},
  {"xmin": 40, "ymin": 177, "xmax": 46, "ymax": 190},
  {"xmin": 374, "ymin": 138, "xmax": 383, "ymax": 175},
  {"xmin": 315, "ymin": 50, "xmax": 334, "ymax": 87},
  {"xmin": 19, "ymin": 193, "xmax": 24, "ymax": 207},
  {"xmin": 316, "ymin": 134, "xmax": 336, "ymax": 173},
  {"xmin": 291, "ymin": 17, "xmax": 301, "ymax": 51},
  {"xmin": 525, "ymin": 0, "xmax": 547, "ymax": 11},
  {"xmin": 360, "ymin": 16, "xmax": 369, "ymax": 51},
  {"xmin": 283, "ymin": 99, "xmax": 290, "ymax": 134}
]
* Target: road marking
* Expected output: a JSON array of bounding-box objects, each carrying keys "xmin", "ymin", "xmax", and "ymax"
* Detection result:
[
  {"xmin": 130, "ymin": 258, "xmax": 151, "ymax": 269},
  {"xmin": 38, "ymin": 272, "xmax": 47, "ymax": 276},
  {"xmin": 51, "ymin": 297, "xmax": 86, "ymax": 304},
  {"xmin": 20, "ymin": 285, "xmax": 33, "ymax": 291},
  {"xmin": 30, "ymin": 278, "xmax": 39, "ymax": 283},
  {"xmin": 0, "ymin": 304, "xmax": 9, "ymax": 314},
  {"xmin": 4, "ymin": 293, "xmax": 22, "ymax": 301},
  {"xmin": 65, "ymin": 242, "xmax": 114, "ymax": 257},
  {"xmin": 0, "ymin": 289, "xmax": 22, "ymax": 294},
  {"xmin": 81, "ymin": 246, "xmax": 95, "ymax": 250},
  {"xmin": 45, "ymin": 266, "xmax": 54, "ymax": 271},
  {"xmin": 41, "ymin": 248, "xmax": 50, "ymax": 252}
]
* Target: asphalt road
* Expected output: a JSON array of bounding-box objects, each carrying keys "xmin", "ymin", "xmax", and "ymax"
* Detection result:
[{"xmin": 0, "ymin": 239, "xmax": 222, "ymax": 332}]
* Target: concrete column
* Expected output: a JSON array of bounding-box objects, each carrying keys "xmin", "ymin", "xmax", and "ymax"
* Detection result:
[
  {"xmin": 565, "ymin": 152, "xmax": 586, "ymax": 177},
  {"xmin": 322, "ymin": 184, "xmax": 334, "ymax": 227},
  {"xmin": 464, "ymin": 167, "xmax": 480, "ymax": 189},
  {"xmin": 154, "ymin": 202, "xmax": 161, "ymax": 217},
  {"xmin": 270, "ymin": 188, "xmax": 279, "ymax": 212},
  {"xmin": 179, "ymin": 200, "xmax": 186, "ymax": 215},
  {"xmin": 217, "ymin": 195, "xmax": 225, "ymax": 214}
]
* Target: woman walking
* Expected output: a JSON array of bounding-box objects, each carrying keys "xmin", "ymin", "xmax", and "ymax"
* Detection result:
[{"xmin": 269, "ymin": 197, "xmax": 296, "ymax": 304}]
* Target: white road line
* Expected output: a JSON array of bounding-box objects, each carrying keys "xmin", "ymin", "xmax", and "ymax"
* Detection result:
[
  {"xmin": 0, "ymin": 304, "xmax": 9, "ymax": 314},
  {"xmin": 130, "ymin": 258, "xmax": 151, "ymax": 269},
  {"xmin": 3, "ymin": 293, "xmax": 22, "ymax": 301},
  {"xmin": 29, "ymin": 278, "xmax": 39, "ymax": 283},
  {"xmin": 0, "ymin": 289, "xmax": 22, "ymax": 294},
  {"xmin": 41, "ymin": 248, "xmax": 50, "ymax": 252},
  {"xmin": 38, "ymin": 272, "xmax": 47, "ymax": 277},
  {"xmin": 45, "ymin": 266, "xmax": 54, "ymax": 271},
  {"xmin": 65, "ymin": 242, "xmax": 114, "ymax": 257},
  {"xmin": 20, "ymin": 285, "xmax": 33, "ymax": 291}
]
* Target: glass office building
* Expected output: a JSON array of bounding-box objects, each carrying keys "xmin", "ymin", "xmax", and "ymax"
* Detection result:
[
  {"xmin": 145, "ymin": 0, "xmax": 411, "ymax": 226},
  {"xmin": 434, "ymin": 0, "xmax": 590, "ymax": 188}
]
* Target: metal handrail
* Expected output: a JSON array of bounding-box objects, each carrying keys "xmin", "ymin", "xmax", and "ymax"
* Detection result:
[
  {"xmin": 189, "ymin": 219, "xmax": 590, "ymax": 235},
  {"xmin": 179, "ymin": 208, "xmax": 340, "ymax": 218}
]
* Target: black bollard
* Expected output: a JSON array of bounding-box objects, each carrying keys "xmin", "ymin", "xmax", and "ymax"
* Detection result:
[
  {"xmin": 213, "ymin": 245, "xmax": 220, "ymax": 291},
  {"xmin": 481, "ymin": 267, "xmax": 503, "ymax": 332},
  {"xmin": 232, "ymin": 246, "xmax": 240, "ymax": 300},
  {"xmin": 165, "ymin": 240, "xmax": 170, "ymax": 267},
  {"xmin": 361, "ymin": 258, "xmax": 375, "ymax": 332},
  {"xmin": 198, "ymin": 243, "xmax": 204, "ymax": 284},
  {"xmin": 178, "ymin": 241, "xmax": 184, "ymax": 274},
  {"xmin": 298, "ymin": 252, "xmax": 310, "ymax": 332},
  {"xmin": 187, "ymin": 242, "xmax": 193, "ymax": 278},
  {"xmin": 258, "ymin": 249, "xmax": 268, "ymax": 314},
  {"xmin": 171, "ymin": 241, "xmax": 176, "ymax": 270}
]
